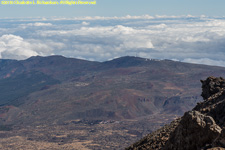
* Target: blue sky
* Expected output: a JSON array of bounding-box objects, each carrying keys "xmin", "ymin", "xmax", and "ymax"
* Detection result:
[{"xmin": 0, "ymin": 0, "xmax": 225, "ymax": 18}]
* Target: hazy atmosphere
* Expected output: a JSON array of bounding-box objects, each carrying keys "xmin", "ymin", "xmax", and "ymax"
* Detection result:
[
  {"xmin": 1, "ymin": 15, "xmax": 225, "ymax": 67},
  {"xmin": 1, "ymin": 0, "xmax": 225, "ymax": 66}
]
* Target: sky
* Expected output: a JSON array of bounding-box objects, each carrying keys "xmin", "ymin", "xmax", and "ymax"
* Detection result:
[
  {"xmin": 0, "ymin": 0, "xmax": 225, "ymax": 67},
  {"xmin": 1, "ymin": 0, "xmax": 225, "ymax": 18}
]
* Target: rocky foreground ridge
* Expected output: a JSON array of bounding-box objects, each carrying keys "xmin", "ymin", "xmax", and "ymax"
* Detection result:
[{"xmin": 126, "ymin": 76, "xmax": 225, "ymax": 150}]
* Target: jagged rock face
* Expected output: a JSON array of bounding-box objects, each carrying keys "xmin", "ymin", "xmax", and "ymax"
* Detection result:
[
  {"xmin": 213, "ymin": 128, "xmax": 225, "ymax": 148},
  {"xmin": 165, "ymin": 77, "xmax": 225, "ymax": 150},
  {"xmin": 164, "ymin": 111, "xmax": 221, "ymax": 150},
  {"xmin": 195, "ymin": 91, "xmax": 225, "ymax": 127},
  {"xmin": 127, "ymin": 76, "xmax": 225, "ymax": 150},
  {"xmin": 125, "ymin": 119, "xmax": 181, "ymax": 150},
  {"xmin": 201, "ymin": 76, "xmax": 225, "ymax": 100},
  {"xmin": 194, "ymin": 77, "xmax": 225, "ymax": 127},
  {"xmin": 207, "ymin": 148, "xmax": 225, "ymax": 150}
]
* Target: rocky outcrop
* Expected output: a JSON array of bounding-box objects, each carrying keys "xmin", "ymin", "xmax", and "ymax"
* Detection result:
[
  {"xmin": 127, "ymin": 76, "xmax": 225, "ymax": 150},
  {"xmin": 200, "ymin": 76, "xmax": 225, "ymax": 100},
  {"xmin": 213, "ymin": 128, "xmax": 225, "ymax": 148},
  {"xmin": 164, "ymin": 111, "xmax": 221, "ymax": 150},
  {"xmin": 125, "ymin": 119, "xmax": 181, "ymax": 150}
]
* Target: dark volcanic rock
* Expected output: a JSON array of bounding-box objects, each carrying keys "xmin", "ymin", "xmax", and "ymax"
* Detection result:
[
  {"xmin": 194, "ymin": 77, "xmax": 225, "ymax": 127},
  {"xmin": 127, "ymin": 76, "xmax": 225, "ymax": 150},
  {"xmin": 207, "ymin": 148, "xmax": 225, "ymax": 150},
  {"xmin": 126, "ymin": 118, "xmax": 181, "ymax": 150},
  {"xmin": 200, "ymin": 76, "xmax": 225, "ymax": 100},
  {"xmin": 164, "ymin": 111, "xmax": 221, "ymax": 150},
  {"xmin": 213, "ymin": 128, "xmax": 225, "ymax": 148}
]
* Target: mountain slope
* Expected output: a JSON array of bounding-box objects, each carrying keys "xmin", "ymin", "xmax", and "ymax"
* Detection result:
[
  {"xmin": 127, "ymin": 76, "xmax": 225, "ymax": 150},
  {"xmin": 0, "ymin": 71, "xmax": 59, "ymax": 106},
  {"xmin": 1, "ymin": 56, "xmax": 225, "ymax": 124},
  {"xmin": 1, "ymin": 56, "xmax": 225, "ymax": 149}
]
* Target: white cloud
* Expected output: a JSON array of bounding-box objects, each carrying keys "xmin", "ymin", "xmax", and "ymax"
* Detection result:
[
  {"xmin": 1, "ymin": 16, "xmax": 225, "ymax": 67},
  {"xmin": 0, "ymin": 34, "xmax": 38, "ymax": 59},
  {"xmin": 29, "ymin": 22, "xmax": 53, "ymax": 26},
  {"xmin": 0, "ymin": 34, "xmax": 65, "ymax": 59},
  {"xmin": 81, "ymin": 21, "xmax": 90, "ymax": 26},
  {"xmin": 183, "ymin": 58, "xmax": 225, "ymax": 67}
]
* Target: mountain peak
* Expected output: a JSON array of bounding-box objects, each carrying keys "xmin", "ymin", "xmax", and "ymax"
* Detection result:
[
  {"xmin": 25, "ymin": 55, "xmax": 68, "ymax": 61},
  {"xmin": 103, "ymin": 56, "xmax": 154, "ymax": 68}
]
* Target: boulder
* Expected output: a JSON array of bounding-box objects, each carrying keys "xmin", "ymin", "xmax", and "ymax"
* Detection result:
[{"xmin": 164, "ymin": 111, "xmax": 221, "ymax": 150}]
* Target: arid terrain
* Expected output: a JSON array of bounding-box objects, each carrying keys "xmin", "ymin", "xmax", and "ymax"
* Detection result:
[
  {"xmin": 0, "ymin": 113, "xmax": 178, "ymax": 150},
  {"xmin": 0, "ymin": 56, "xmax": 225, "ymax": 149},
  {"xmin": 127, "ymin": 76, "xmax": 225, "ymax": 150}
]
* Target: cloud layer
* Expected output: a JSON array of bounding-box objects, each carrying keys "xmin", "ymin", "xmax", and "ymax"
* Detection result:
[{"xmin": 0, "ymin": 15, "xmax": 225, "ymax": 67}]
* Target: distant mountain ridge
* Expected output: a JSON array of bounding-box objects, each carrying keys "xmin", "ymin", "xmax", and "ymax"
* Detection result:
[
  {"xmin": 0, "ymin": 55, "xmax": 225, "ymax": 125},
  {"xmin": 1, "ymin": 56, "xmax": 225, "ymax": 149}
]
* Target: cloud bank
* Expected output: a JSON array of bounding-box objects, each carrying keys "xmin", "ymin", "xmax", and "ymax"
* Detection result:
[{"xmin": 0, "ymin": 15, "xmax": 225, "ymax": 67}]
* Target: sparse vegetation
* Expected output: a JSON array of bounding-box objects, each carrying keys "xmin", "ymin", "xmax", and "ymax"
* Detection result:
[{"xmin": 0, "ymin": 56, "xmax": 225, "ymax": 149}]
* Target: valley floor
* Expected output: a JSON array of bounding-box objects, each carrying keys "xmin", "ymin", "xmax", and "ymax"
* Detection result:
[{"xmin": 0, "ymin": 113, "xmax": 177, "ymax": 150}]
